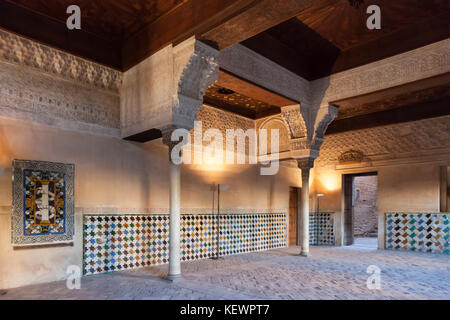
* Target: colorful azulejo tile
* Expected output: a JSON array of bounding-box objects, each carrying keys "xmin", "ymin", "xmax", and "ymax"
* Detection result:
[
  {"xmin": 181, "ymin": 215, "xmax": 217, "ymax": 261},
  {"xmin": 385, "ymin": 213, "xmax": 449, "ymax": 254},
  {"xmin": 12, "ymin": 159, "xmax": 74, "ymax": 245},
  {"xmin": 219, "ymin": 214, "xmax": 287, "ymax": 256},
  {"xmin": 83, "ymin": 213, "xmax": 287, "ymax": 275},
  {"xmin": 83, "ymin": 215, "xmax": 169, "ymax": 275},
  {"xmin": 309, "ymin": 212, "xmax": 335, "ymax": 246}
]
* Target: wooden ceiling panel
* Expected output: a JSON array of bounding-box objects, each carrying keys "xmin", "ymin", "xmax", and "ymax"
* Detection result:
[
  {"xmin": 242, "ymin": 0, "xmax": 450, "ymax": 80},
  {"xmin": 296, "ymin": 0, "xmax": 450, "ymax": 51},
  {"xmin": 204, "ymin": 84, "xmax": 280, "ymax": 119},
  {"xmin": 6, "ymin": 0, "xmax": 187, "ymax": 42},
  {"xmin": 217, "ymin": 70, "xmax": 297, "ymax": 107}
]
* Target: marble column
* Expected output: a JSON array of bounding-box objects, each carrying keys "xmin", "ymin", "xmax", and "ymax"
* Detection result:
[
  {"xmin": 298, "ymin": 159, "xmax": 313, "ymax": 257},
  {"xmin": 163, "ymin": 131, "xmax": 182, "ymax": 281}
]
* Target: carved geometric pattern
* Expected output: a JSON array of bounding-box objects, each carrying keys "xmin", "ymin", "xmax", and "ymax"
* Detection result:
[
  {"xmin": 322, "ymin": 39, "xmax": 450, "ymax": 104},
  {"xmin": 83, "ymin": 213, "xmax": 287, "ymax": 276},
  {"xmin": 204, "ymin": 84, "xmax": 279, "ymax": 118},
  {"xmin": 281, "ymin": 106, "xmax": 307, "ymax": 139},
  {"xmin": 0, "ymin": 63, "xmax": 120, "ymax": 132},
  {"xmin": 386, "ymin": 213, "xmax": 450, "ymax": 254},
  {"xmin": 258, "ymin": 117, "xmax": 291, "ymax": 153},
  {"xmin": 338, "ymin": 149, "xmax": 365, "ymax": 164},
  {"xmin": 0, "ymin": 29, "xmax": 122, "ymax": 92},
  {"xmin": 0, "ymin": 29, "xmax": 121, "ymax": 134},
  {"xmin": 309, "ymin": 212, "xmax": 335, "ymax": 246},
  {"xmin": 316, "ymin": 116, "xmax": 450, "ymax": 167}
]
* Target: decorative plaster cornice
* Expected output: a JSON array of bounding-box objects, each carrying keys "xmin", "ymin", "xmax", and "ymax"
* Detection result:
[
  {"xmin": 316, "ymin": 39, "xmax": 450, "ymax": 106},
  {"xmin": 315, "ymin": 115, "xmax": 450, "ymax": 168},
  {"xmin": 219, "ymin": 44, "xmax": 310, "ymax": 105},
  {"xmin": 0, "ymin": 29, "xmax": 122, "ymax": 93}
]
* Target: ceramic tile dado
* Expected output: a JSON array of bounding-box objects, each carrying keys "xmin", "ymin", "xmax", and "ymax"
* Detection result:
[
  {"xmin": 386, "ymin": 213, "xmax": 450, "ymax": 254},
  {"xmin": 83, "ymin": 213, "xmax": 287, "ymax": 275}
]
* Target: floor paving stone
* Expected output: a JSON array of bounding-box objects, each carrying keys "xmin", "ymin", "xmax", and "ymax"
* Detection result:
[{"xmin": 1, "ymin": 239, "xmax": 449, "ymax": 300}]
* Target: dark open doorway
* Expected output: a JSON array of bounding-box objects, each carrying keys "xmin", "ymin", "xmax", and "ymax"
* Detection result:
[{"xmin": 343, "ymin": 172, "xmax": 378, "ymax": 247}]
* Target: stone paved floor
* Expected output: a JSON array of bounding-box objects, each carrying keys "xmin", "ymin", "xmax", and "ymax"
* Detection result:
[{"xmin": 1, "ymin": 244, "xmax": 449, "ymax": 300}]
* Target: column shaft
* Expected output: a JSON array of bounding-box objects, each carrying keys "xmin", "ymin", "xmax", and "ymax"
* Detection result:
[
  {"xmin": 168, "ymin": 160, "xmax": 181, "ymax": 280},
  {"xmin": 300, "ymin": 167, "xmax": 310, "ymax": 257}
]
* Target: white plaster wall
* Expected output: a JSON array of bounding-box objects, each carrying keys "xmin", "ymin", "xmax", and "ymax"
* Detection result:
[
  {"xmin": 0, "ymin": 116, "xmax": 300, "ymax": 289},
  {"xmin": 120, "ymin": 45, "xmax": 174, "ymax": 137}
]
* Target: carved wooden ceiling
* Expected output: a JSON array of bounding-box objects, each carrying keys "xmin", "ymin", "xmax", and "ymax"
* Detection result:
[
  {"xmin": 6, "ymin": 0, "xmax": 187, "ymax": 42},
  {"xmin": 242, "ymin": 0, "xmax": 450, "ymax": 80},
  {"xmin": 204, "ymin": 84, "xmax": 280, "ymax": 119},
  {"xmin": 203, "ymin": 70, "xmax": 297, "ymax": 119},
  {"xmin": 1, "ymin": 0, "xmax": 448, "ymax": 128},
  {"xmin": 0, "ymin": 0, "xmax": 318, "ymax": 70}
]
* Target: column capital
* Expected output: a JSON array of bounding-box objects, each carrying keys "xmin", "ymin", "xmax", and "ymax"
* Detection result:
[
  {"xmin": 297, "ymin": 158, "xmax": 315, "ymax": 170},
  {"xmin": 162, "ymin": 129, "xmax": 183, "ymax": 163}
]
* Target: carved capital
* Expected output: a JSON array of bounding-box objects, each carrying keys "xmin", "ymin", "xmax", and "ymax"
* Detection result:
[
  {"xmin": 162, "ymin": 129, "xmax": 182, "ymax": 162},
  {"xmin": 297, "ymin": 158, "xmax": 315, "ymax": 170}
]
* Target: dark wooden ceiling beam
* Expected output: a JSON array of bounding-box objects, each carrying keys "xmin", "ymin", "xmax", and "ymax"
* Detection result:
[
  {"xmin": 331, "ymin": 11, "xmax": 450, "ymax": 75},
  {"xmin": 326, "ymin": 98, "xmax": 450, "ymax": 135},
  {"xmin": 331, "ymin": 73, "xmax": 450, "ymax": 119},
  {"xmin": 217, "ymin": 69, "xmax": 298, "ymax": 107},
  {"xmin": 0, "ymin": 0, "xmax": 122, "ymax": 69},
  {"xmin": 123, "ymin": 0, "xmax": 318, "ymax": 70},
  {"xmin": 241, "ymin": 31, "xmax": 312, "ymax": 80},
  {"xmin": 122, "ymin": 0, "xmax": 259, "ymax": 70},
  {"xmin": 200, "ymin": 0, "xmax": 317, "ymax": 50}
]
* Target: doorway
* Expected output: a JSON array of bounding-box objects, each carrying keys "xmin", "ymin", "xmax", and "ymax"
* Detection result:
[
  {"xmin": 343, "ymin": 172, "xmax": 378, "ymax": 247},
  {"xmin": 288, "ymin": 187, "xmax": 299, "ymax": 246}
]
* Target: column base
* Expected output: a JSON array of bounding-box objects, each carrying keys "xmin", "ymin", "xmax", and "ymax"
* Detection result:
[
  {"xmin": 166, "ymin": 274, "xmax": 183, "ymax": 282},
  {"xmin": 300, "ymin": 251, "xmax": 310, "ymax": 257}
]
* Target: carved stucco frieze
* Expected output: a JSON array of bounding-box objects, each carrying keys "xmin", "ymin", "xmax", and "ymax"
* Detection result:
[
  {"xmin": 280, "ymin": 105, "xmax": 308, "ymax": 140},
  {"xmin": 257, "ymin": 116, "xmax": 291, "ymax": 154},
  {"xmin": 338, "ymin": 150, "xmax": 365, "ymax": 164},
  {"xmin": 314, "ymin": 39, "xmax": 450, "ymax": 107},
  {"xmin": 0, "ymin": 30, "xmax": 121, "ymax": 136},
  {"xmin": 315, "ymin": 115, "xmax": 450, "ymax": 168},
  {"xmin": 0, "ymin": 29, "xmax": 122, "ymax": 93},
  {"xmin": 219, "ymin": 44, "xmax": 310, "ymax": 104}
]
